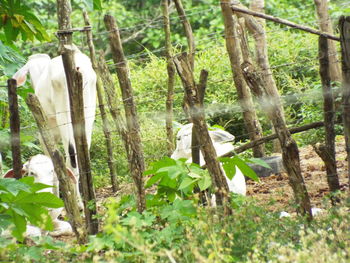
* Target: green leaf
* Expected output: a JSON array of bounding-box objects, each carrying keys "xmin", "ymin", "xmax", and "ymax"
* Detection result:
[
  {"xmin": 16, "ymin": 192, "xmax": 64, "ymax": 208},
  {"xmin": 145, "ymin": 173, "xmax": 163, "ymax": 188},
  {"xmin": 0, "ymin": 214, "xmax": 12, "ymax": 232},
  {"xmin": 10, "ymin": 210, "xmax": 26, "ymax": 242},
  {"xmin": 246, "ymin": 158, "xmax": 272, "ymax": 169},
  {"xmin": 219, "ymin": 157, "xmax": 237, "ymax": 180},
  {"xmin": 0, "ymin": 178, "xmax": 31, "ymax": 196},
  {"xmin": 233, "ymin": 156, "xmax": 259, "ymax": 182},
  {"xmin": 178, "ymin": 177, "xmax": 196, "ymax": 190},
  {"xmin": 198, "ymin": 174, "xmax": 211, "ymax": 191}
]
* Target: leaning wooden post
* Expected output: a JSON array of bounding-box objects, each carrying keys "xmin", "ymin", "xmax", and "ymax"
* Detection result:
[
  {"xmin": 240, "ymin": 60, "xmax": 313, "ymax": 220},
  {"xmin": 315, "ymin": 35, "xmax": 340, "ymax": 196},
  {"xmin": 26, "ymin": 93, "xmax": 87, "ymax": 244},
  {"xmin": 61, "ymin": 46, "xmax": 99, "ymax": 234},
  {"xmin": 339, "ymin": 16, "xmax": 350, "ymax": 188},
  {"xmin": 162, "ymin": 0, "xmax": 176, "ymax": 156},
  {"xmin": 83, "ymin": 11, "xmax": 118, "ymax": 192},
  {"xmin": 173, "ymin": 0, "xmax": 195, "ymax": 70},
  {"xmin": 220, "ymin": 0, "xmax": 265, "ymax": 158},
  {"xmin": 57, "ymin": 0, "xmax": 99, "ymax": 234},
  {"xmin": 174, "ymin": 53, "xmax": 232, "ymax": 216},
  {"xmin": 104, "ymin": 14, "xmax": 146, "ymax": 213},
  {"xmin": 314, "ymin": 0, "xmax": 341, "ymax": 82},
  {"xmin": 174, "ymin": 0, "xmax": 195, "ymax": 121},
  {"xmin": 7, "ymin": 79, "xmax": 22, "ymax": 179}
]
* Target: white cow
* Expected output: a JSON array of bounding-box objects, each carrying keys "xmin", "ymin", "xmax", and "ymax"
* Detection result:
[
  {"xmin": 171, "ymin": 123, "xmax": 246, "ymax": 196},
  {"xmin": 3, "ymin": 154, "xmax": 75, "ymax": 237},
  {"xmin": 12, "ymin": 45, "xmax": 97, "ymax": 206}
]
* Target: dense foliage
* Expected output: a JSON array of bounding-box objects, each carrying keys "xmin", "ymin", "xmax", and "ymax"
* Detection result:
[{"xmin": 0, "ymin": 0, "xmax": 349, "ymax": 262}]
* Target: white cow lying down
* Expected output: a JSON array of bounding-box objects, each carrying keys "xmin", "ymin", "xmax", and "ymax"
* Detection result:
[
  {"xmin": 171, "ymin": 123, "xmax": 246, "ymax": 196},
  {"xmin": 12, "ymin": 45, "xmax": 97, "ymax": 207},
  {"xmin": 3, "ymin": 155, "xmax": 75, "ymax": 237}
]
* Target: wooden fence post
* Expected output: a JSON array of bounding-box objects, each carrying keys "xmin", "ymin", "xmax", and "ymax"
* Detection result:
[
  {"xmin": 220, "ymin": 0, "xmax": 265, "ymax": 158},
  {"xmin": 61, "ymin": 46, "xmax": 99, "ymax": 234},
  {"xmin": 83, "ymin": 10, "xmax": 119, "ymax": 192},
  {"xmin": 104, "ymin": 14, "xmax": 146, "ymax": 213},
  {"xmin": 26, "ymin": 93, "xmax": 87, "ymax": 244},
  {"xmin": 174, "ymin": 53, "xmax": 232, "ymax": 216},
  {"xmin": 174, "ymin": 0, "xmax": 196, "ymax": 122},
  {"xmin": 315, "ymin": 35, "xmax": 340, "ymax": 197},
  {"xmin": 162, "ymin": 0, "xmax": 176, "ymax": 156},
  {"xmin": 314, "ymin": 0, "xmax": 341, "ymax": 82},
  {"xmin": 7, "ymin": 79, "xmax": 22, "ymax": 179},
  {"xmin": 339, "ymin": 16, "xmax": 350, "ymax": 188},
  {"xmin": 240, "ymin": 59, "xmax": 313, "ymax": 220},
  {"xmin": 56, "ymin": 0, "xmax": 99, "ymax": 234}
]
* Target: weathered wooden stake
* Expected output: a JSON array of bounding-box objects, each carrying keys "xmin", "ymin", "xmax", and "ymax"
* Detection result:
[
  {"xmin": 240, "ymin": 59, "xmax": 313, "ymax": 220},
  {"xmin": 339, "ymin": 16, "xmax": 350, "ymax": 188},
  {"xmin": 316, "ymin": 35, "xmax": 340, "ymax": 196},
  {"xmin": 162, "ymin": 0, "xmax": 175, "ymax": 156},
  {"xmin": 173, "ymin": 0, "xmax": 195, "ymax": 122},
  {"xmin": 26, "ymin": 93, "xmax": 87, "ymax": 244},
  {"xmin": 57, "ymin": 0, "xmax": 99, "ymax": 234},
  {"xmin": 7, "ymin": 79, "xmax": 22, "ymax": 179},
  {"xmin": 61, "ymin": 48, "xmax": 99, "ymax": 234},
  {"xmin": 104, "ymin": 14, "xmax": 146, "ymax": 213},
  {"xmin": 314, "ymin": 0, "xmax": 341, "ymax": 82},
  {"xmin": 83, "ymin": 11, "xmax": 118, "ymax": 192},
  {"xmin": 221, "ymin": 0, "xmax": 265, "ymax": 158},
  {"xmin": 174, "ymin": 53, "xmax": 232, "ymax": 216}
]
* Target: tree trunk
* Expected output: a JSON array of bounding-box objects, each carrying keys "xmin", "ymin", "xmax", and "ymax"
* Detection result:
[
  {"xmin": 174, "ymin": 0, "xmax": 195, "ymax": 121},
  {"xmin": 339, "ymin": 16, "xmax": 350, "ymax": 188},
  {"xmin": 220, "ymin": 0, "xmax": 265, "ymax": 158},
  {"xmin": 317, "ymin": 35, "xmax": 340, "ymax": 195},
  {"xmin": 104, "ymin": 14, "xmax": 146, "ymax": 213},
  {"xmin": 7, "ymin": 79, "xmax": 22, "ymax": 179},
  {"xmin": 173, "ymin": 0, "xmax": 195, "ymax": 70},
  {"xmin": 83, "ymin": 11, "xmax": 118, "ymax": 192},
  {"xmin": 314, "ymin": 0, "xmax": 341, "ymax": 82},
  {"xmin": 56, "ymin": 0, "xmax": 72, "ymax": 51},
  {"xmin": 162, "ymin": 0, "xmax": 175, "ymax": 156},
  {"xmin": 61, "ymin": 48, "xmax": 99, "ymax": 234},
  {"xmin": 239, "ymin": 61, "xmax": 313, "ymax": 220},
  {"xmin": 26, "ymin": 93, "xmax": 87, "ymax": 244},
  {"xmin": 173, "ymin": 53, "xmax": 232, "ymax": 215},
  {"xmin": 245, "ymin": 0, "xmax": 282, "ymax": 153}
]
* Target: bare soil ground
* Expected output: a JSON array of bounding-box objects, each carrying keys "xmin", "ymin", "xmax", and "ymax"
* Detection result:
[{"xmin": 246, "ymin": 138, "xmax": 349, "ymax": 212}]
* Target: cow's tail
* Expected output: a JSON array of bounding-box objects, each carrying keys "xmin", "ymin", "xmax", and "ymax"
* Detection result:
[{"xmin": 68, "ymin": 142, "xmax": 77, "ymax": 168}]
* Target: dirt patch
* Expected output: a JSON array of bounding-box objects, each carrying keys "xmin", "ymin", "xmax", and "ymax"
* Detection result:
[{"xmin": 247, "ymin": 138, "xmax": 349, "ymax": 212}]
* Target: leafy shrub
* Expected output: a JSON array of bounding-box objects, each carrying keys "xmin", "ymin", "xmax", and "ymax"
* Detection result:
[{"xmin": 0, "ymin": 176, "xmax": 63, "ymax": 242}]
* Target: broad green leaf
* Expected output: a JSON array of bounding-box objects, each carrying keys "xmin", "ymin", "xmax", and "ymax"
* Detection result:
[
  {"xmin": 0, "ymin": 178, "xmax": 31, "ymax": 196},
  {"xmin": 178, "ymin": 177, "xmax": 196, "ymax": 190},
  {"xmin": 219, "ymin": 157, "xmax": 237, "ymax": 180},
  {"xmin": 145, "ymin": 173, "xmax": 163, "ymax": 188},
  {"xmin": 10, "ymin": 210, "xmax": 26, "ymax": 242},
  {"xmin": 16, "ymin": 192, "xmax": 64, "ymax": 208},
  {"xmin": 20, "ymin": 204, "xmax": 53, "ymax": 231},
  {"xmin": 233, "ymin": 156, "xmax": 259, "ymax": 182},
  {"xmin": 198, "ymin": 174, "xmax": 211, "ymax": 191},
  {"xmin": 0, "ymin": 214, "xmax": 12, "ymax": 231},
  {"xmin": 246, "ymin": 158, "xmax": 272, "ymax": 169},
  {"xmin": 187, "ymin": 172, "xmax": 201, "ymax": 179},
  {"xmin": 167, "ymin": 191, "xmax": 176, "ymax": 202}
]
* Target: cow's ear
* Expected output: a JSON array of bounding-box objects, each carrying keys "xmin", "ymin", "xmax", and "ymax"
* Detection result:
[
  {"xmin": 3, "ymin": 169, "xmax": 15, "ymax": 178},
  {"xmin": 12, "ymin": 66, "xmax": 29, "ymax": 87},
  {"xmin": 3, "ymin": 169, "xmax": 26, "ymax": 178},
  {"xmin": 66, "ymin": 168, "xmax": 77, "ymax": 184}
]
